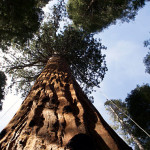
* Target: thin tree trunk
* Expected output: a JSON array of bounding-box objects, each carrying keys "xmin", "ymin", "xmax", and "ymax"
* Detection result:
[
  {"xmin": 109, "ymin": 106, "xmax": 144, "ymax": 150},
  {"xmin": 0, "ymin": 56, "xmax": 132, "ymax": 150}
]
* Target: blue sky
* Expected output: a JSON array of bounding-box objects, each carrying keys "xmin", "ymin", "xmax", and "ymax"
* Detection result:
[
  {"xmin": 0, "ymin": 2, "xmax": 150, "ymax": 141},
  {"xmin": 93, "ymin": 2, "xmax": 150, "ymax": 124}
]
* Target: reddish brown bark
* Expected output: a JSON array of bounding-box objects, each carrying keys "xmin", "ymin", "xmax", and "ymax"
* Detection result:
[{"xmin": 0, "ymin": 56, "xmax": 132, "ymax": 150}]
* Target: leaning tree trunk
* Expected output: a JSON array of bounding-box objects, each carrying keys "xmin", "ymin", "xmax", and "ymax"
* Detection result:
[
  {"xmin": 109, "ymin": 106, "xmax": 144, "ymax": 150},
  {"xmin": 0, "ymin": 56, "xmax": 132, "ymax": 150}
]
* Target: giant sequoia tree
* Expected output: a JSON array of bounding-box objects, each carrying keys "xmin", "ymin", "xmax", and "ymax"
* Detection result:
[
  {"xmin": 0, "ymin": 56, "xmax": 132, "ymax": 149},
  {"xmin": 0, "ymin": 3, "xmax": 132, "ymax": 149}
]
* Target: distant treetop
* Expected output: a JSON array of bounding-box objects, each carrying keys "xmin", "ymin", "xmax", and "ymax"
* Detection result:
[
  {"xmin": 144, "ymin": 37, "xmax": 150, "ymax": 74},
  {"xmin": 67, "ymin": 0, "xmax": 147, "ymax": 32}
]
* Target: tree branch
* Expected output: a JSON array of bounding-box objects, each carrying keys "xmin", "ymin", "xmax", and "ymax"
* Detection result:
[
  {"xmin": 87, "ymin": 0, "xmax": 96, "ymax": 12},
  {"xmin": 9, "ymin": 61, "xmax": 41, "ymax": 70}
]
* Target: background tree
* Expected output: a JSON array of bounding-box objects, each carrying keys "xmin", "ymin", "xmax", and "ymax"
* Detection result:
[
  {"xmin": 0, "ymin": 0, "xmax": 50, "ymax": 51},
  {"xmin": 105, "ymin": 84, "xmax": 150, "ymax": 149},
  {"xmin": 125, "ymin": 84, "xmax": 150, "ymax": 149},
  {"xmin": 105, "ymin": 99, "xmax": 144, "ymax": 150},
  {"xmin": 144, "ymin": 37, "xmax": 150, "ymax": 74},
  {"xmin": 0, "ymin": 71, "xmax": 7, "ymax": 111},
  {"xmin": 67, "ymin": 0, "xmax": 147, "ymax": 32}
]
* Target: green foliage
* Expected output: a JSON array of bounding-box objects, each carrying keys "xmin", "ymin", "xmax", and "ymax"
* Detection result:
[
  {"xmin": 125, "ymin": 84, "xmax": 150, "ymax": 149},
  {"xmin": 0, "ymin": 71, "xmax": 7, "ymax": 111},
  {"xmin": 67, "ymin": 0, "xmax": 147, "ymax": 32},
  {"xmin": 144, "ymin": 38, "xmax": 150, "ymax": 74},
  {"xmin": 0, "ymin": 0, "xmax": 50, "ymax": 51}
]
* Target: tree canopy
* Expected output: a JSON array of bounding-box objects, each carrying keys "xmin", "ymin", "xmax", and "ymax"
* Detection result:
[
  {"xmin": 2, "ymin": 9, "xmax": 107, "ymax": 98},
  {"xmin": 67, "ymin": 0, "xmax": 147, "ymax": 32},
  {"xmin": 0, "ymin": 71, "xmax": 7, "ymax": 111},
  {"xmin": 0, "ymin": 0, "xmax": 49, "ymax": 51}
]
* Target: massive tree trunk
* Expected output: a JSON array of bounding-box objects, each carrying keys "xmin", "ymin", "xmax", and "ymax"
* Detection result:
[{"xmin": 0, "ymin": 56, "xmax": 132, "ymax": 150}]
